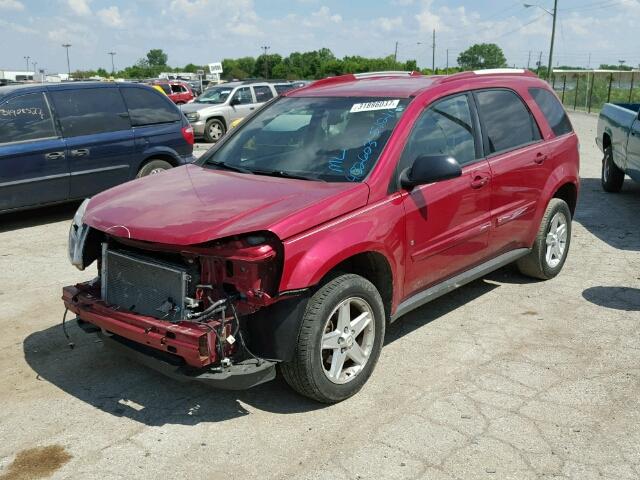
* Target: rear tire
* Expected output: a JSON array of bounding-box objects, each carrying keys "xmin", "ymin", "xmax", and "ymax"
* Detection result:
[
  {"xmin": 601, "ymin": 145, "xmax": 624, "ymax": 193},
  {"xmin": 517, "ymin": 198, "xmax": 572, "ymax": 280},
  {"xmin": 136, "ymin": 159, "xmax": 172, "ymax": 178},
  {"xmin": 204, "ymin": 118, "xmax": 225, "ymax": 143},
  {"xmin": 280, "ymin": 274, "xmax": 385, "ymax": 403}
]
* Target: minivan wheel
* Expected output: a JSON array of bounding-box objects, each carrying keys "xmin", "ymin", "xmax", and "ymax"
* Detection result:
[
  {"xmin": 601, "ymin": 145, "xmax": 624, "ymax": 192},
  {"xmin": 204, "ymin": 119, "xmax": 225, "ymax": 143},
  {"xmin": 280, "ymin": 273, "xmax": 385, "ymax": 403},
  {"xmin": 517, "ymin": 198, "xmax": 572, "ymax": 280},
  {"xmin": 136, "ymin": 159, "xmax": 173, "ymax": 178}
]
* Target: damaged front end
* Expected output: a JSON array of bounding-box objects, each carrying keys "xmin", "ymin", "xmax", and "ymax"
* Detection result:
[{"xmin": 64, "ymin": 215, "xmax": 287, "ymax": 389}]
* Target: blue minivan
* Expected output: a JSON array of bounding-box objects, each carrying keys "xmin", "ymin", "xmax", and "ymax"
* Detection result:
[{"xmin": 0, "ymin": 81, "xmax": 195, "ymax": 213}]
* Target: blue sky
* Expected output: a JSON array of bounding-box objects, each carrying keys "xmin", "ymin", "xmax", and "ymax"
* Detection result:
[{"xmin": 0, "ymin": 0, "xmax": 638, "ymax": 73}]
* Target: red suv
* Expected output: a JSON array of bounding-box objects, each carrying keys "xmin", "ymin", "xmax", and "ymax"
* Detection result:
[
  {"xmin": 64, "ymin": 70, "xmax": 579, "ymax": 403},
  {"xmin": 150, "ymin": 80, "xmax": 194, "ymax": 105}
]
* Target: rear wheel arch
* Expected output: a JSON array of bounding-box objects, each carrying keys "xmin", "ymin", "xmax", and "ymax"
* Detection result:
[{"xmin": 552, "ymin": 182, "xmax": 578, "ymax": 218}]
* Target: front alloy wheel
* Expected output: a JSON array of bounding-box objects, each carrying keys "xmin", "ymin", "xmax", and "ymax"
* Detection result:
[
  {"xmin": 321, "ymin": 297, "xmax": 376, "ymax": 384},
  {"xmin": 281, "ymin": 273, "xmax": 385, "ymax": 403}
]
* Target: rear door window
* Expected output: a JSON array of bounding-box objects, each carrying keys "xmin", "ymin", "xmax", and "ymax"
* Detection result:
[
  {"xmin": 121, "ymin": 87, "xmax": 181, "ymax": 126},
  {"xmin": 253, "ymin": 85, "xmax": 274, "ymax": 103},
  {"xmin": 50, "ymin": 88, "xmax": 130, "ymax": 137},
  {"xmin": 0, "ymin": 92, "xmax": 57, "ymax": 144},
  {"xmin": 529, "ymin": 87, "xmax": 573, "ymax": 136},
  {"xmin": 475, "ymin": 89, "xmax": 541, "ymax": 154}
]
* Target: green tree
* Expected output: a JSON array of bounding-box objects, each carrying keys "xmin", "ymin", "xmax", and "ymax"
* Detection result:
[
  {"xmin": 146, "ymin": 49, "xmax": 168, "ymax": 67},
  {"xmin": 457, "ymin": 43, "xmax": 507, "ymax": 70},
  {"xmin": 96, "ymin": 68, "xmax": 109, "ymax": 77}
]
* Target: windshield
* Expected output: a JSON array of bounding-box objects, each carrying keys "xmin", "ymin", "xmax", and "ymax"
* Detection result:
[
  {"xmin": 201, "ymin": 96, "xmax": 409, "ymax": 182},
  {"xmin": 196, "ymin": 86, "xmax": 233, "ymax": 104}
]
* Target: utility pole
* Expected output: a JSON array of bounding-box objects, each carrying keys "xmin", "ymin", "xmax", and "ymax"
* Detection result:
[
  {"xmin": 446, "ymin": 49, "xmax": 449, "ymax": 72},
  {"xmin": 261, "ymin": 45, "xmax": 270, "ymax": 79},
  {"xmin": 547, "ymin": 0, "xmax": 558, "ymax": 81},
  {"xmin": 24, "ymin": 56, "xmax": 30, "ymax": 72},
  {"xmin": 394, "ymin": 41, "xmax": 398, "ymax": 63},
  {"xmin": 527, "ymin": 50, "xmax": 532, "ymax": 69},
  {"xmin": 432, "ymin": 29, "xmax": 436, "ymax": 73},
  {"xmin": 587, "ymin": 52, "xmax": 591, "ymax": 69},
  {"xmin": 62, "ymin": 43, "xmax": 71, "ymax": 79},
  {"xmin": 524, "ymin": 1, "xmax": 558, "ymax": 81},
  {"xmin": 536, "ymin": 51, "xmax": 543, "ymax": 75},
  {"xmin": 32, "ymin": 61, "xmax": 37, "ymax": 81},
  {"xmin": 108, "ymin": 51, "xmax": 116, "ymax": 75}
]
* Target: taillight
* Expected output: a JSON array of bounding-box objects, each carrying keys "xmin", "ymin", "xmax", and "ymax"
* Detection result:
[{"xmin": 181, "ymin": 125, "xmax": 195, "ymax": 145}]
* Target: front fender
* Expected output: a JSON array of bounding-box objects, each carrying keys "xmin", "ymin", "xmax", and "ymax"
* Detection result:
[{"xmin": 279, "ymin": 195, "xmax": 406, "ymax": 310}]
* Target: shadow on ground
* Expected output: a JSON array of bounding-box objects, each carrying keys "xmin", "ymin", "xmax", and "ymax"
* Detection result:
[
  {"xmin": 574, "ymin": 178, "xmax": 640, "ymax": 252},
  {"xmin": 582, "ymin": 286, "xmax": 640, "ymax": 311},
  {"xmin": 0, "ymin": 202, "xmax": 80, "ymax": 234}
]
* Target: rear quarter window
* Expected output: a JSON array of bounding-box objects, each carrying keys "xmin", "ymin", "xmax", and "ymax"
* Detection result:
[
  {"xmin": 529, "ymin": 87, "xmax": 573, "ymax": 137},
  {"xmin": 120, "ymin": 87, "xmax": 181, "ymax": 126}
]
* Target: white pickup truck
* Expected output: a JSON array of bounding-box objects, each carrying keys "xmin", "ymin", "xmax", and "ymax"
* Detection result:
[{"xmin": 596, "ymin": 103, "xmax": 640, "ymax": 192}]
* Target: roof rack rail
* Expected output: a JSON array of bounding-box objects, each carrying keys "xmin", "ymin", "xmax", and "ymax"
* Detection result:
[
  {"xmin": 353, "ymin": 71, "xmax": 422, "ymax": 79},
  {"xmin": 437, "ymin": 68, "xmax": 536, "ymax": 83}
]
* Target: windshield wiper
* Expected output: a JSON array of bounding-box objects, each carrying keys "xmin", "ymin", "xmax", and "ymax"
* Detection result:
[
  {"xmin": 207, "ymin": 160, "xmax": 254, "ymax": 174},
  {"xmin": 252, "ymin": 169, "xmax": 325, "ymax": 182}
]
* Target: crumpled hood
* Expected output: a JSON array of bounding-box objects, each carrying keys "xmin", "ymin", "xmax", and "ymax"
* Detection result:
[{"xmin": 84, "ymin": 164, "xmax": 369, "ymax": 245}]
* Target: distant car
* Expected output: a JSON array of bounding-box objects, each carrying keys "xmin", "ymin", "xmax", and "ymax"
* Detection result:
[
  {"xmin": 596, "ymin": 102, "xmax": 640, "ymax": 192},
  {"xmin": 149, "ymin": 80, "xmax": 194, "ymax": 105},
  {"xmin": 181, "ymin": 81, "xmax": 294, "ymax": 142},
  {"xmin": 0, "ymin": 82, "xmax": 195, "ymax": 213}
]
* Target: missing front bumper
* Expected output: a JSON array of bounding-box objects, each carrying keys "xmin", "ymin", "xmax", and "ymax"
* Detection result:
[{"xmin": 99, "ymin": 332, "xmax": 276, "ymax": 390}]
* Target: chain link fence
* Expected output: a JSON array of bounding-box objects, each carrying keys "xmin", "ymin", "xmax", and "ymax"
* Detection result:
[{"xmin": 551, "ymin": 70, "xmax": 640, "ymax": 114}]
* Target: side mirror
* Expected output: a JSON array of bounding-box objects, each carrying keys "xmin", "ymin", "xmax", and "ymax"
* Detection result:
[
  {"xmin": 230, "ymin": 97, "xmax": 240, "ymax": 106},
  {"xmin": 400, "ymin": 155, "xmax": 462, "ymax": 190}
]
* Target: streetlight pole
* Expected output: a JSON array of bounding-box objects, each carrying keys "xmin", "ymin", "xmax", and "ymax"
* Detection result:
[
  {"xmin": 24, "ymin": 56, "xmax": 30, "ymax": 72},
  {"xmin": 32, "ymin": 61, "xmax": 38, "ymax": 81},
  {"xmin": 524, "ymin": 1, "xmax": 558, "ymax": 81},
  {"xmin": 62, "ymin": 44, "xmax": 72, "ymax": 79},
  {"xmin": 261, "ymin": 46, "xmax": 270, "ymax": 79},
  {"xmin": 108, "ymin": 51, "xmax": 116, "ymax": 75}
]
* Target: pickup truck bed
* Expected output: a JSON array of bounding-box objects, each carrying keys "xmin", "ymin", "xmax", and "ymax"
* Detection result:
[{"xmin": 597, "ymin": 103, "xmax": 640, "ymax": 190}]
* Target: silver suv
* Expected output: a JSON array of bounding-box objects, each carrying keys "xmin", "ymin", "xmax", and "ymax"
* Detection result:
[{"xmin": 181, "ymin": 81, "xmax": 295, "ymax": 142}]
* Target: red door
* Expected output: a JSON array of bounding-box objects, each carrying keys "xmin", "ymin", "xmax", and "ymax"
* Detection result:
[
  {"xmin": 473, "ymin": 89, "xmax": 549, "ymax": 255},
  {"xmin": 398, "ymin": 93, "xmax": 492, "ymax": 298},
  {"xmin": 402, "ymin": 161, "xmax": 492, "ymax": 297}
]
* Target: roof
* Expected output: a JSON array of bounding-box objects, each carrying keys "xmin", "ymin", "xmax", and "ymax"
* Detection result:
[
  {"xmin": 288, "ymin": 69, "xmax": 537, "ymax": 98},
  {"xmin": 0, "ymin": 81, "xmax": 153, "ymax": 98}
]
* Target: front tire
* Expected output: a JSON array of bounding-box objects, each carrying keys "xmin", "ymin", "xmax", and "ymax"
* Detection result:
[
  {"xmin": 281, "ymin": 274, "xmax": 385, "ymax": 403},
  {"xmin": 517, "ymin": 198, "xmax": 572, "ymax": 280},
  {"xmin": 204, "ymin": 118, "xmax": 225, "ymax": 143},
  {"xmin": 601, "ymin": 145, "xmax": 624, "ymax": 193}
]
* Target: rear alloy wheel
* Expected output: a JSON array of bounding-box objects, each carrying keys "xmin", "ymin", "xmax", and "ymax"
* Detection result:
[
  {"xmin": 204, "ymin": 119, "xmax": 225, "ymax": 143},
  {"xmin": 517, "ymin": 198, "xmax": 572, "ymax": 280},
  {"xmin": 281, "ymin": 274, "xmax": 385, "ymax": 403},
  {"xmin": 136, "ymin": 159, "xmax": 172, "ymax": 178},
  {"xmin": 601, "ymin": 145, "xmax": 624, "ymax": 192}
]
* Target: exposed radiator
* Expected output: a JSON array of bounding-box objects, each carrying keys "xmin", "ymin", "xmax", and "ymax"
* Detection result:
[{"xmin": 101, "ymin": 244, "xmax": 191, "ymax": 322}]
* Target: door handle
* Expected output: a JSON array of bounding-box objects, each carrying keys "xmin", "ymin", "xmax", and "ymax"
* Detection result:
[
  {"xmin": 470, "ymin": 174, "xmax": 490, "ymax": 189},
  {"xmin": 534, "ymin": 152, "xmax": 547, "ymax": 164},
  {"xmin": 44, "ymin": 151, "xmax": 65, "ymax": 160},
  {"xmin": 71, "ymin": 148, "xmax": 90, "ymax": 157},
  {"xmin": 249, "ymin": 107, "xmax": 255, "ymax": 110}
]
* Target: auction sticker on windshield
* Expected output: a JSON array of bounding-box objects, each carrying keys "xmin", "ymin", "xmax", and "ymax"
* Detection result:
[{"xmin": 350, "ymin": 99, "xmax": 400, "ymax": 113}]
